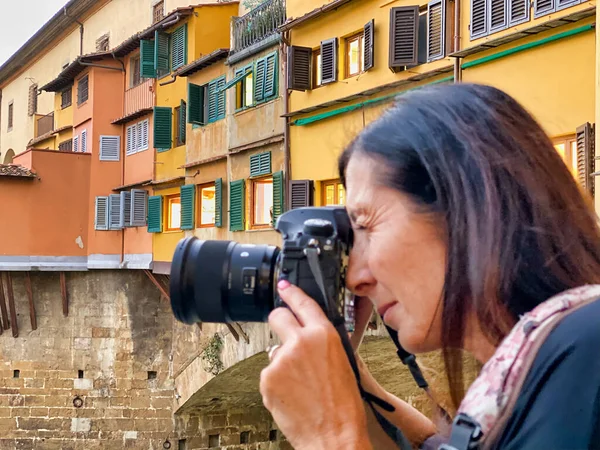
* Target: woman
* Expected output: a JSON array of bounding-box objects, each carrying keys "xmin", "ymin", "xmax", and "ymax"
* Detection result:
[{"xmin": 259, "ymin": 83, "xmax": 600, "ymax": 449}]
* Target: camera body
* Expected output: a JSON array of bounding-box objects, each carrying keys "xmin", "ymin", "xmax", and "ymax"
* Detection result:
[{"xmin": 169, "ymin": 206, "xmax": 354, "ymax": 329}]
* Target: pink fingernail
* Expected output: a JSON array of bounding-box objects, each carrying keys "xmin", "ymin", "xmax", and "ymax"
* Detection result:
[{"xmin": 278, "ymin": 280, "xmax": 291, "ymax": 290}]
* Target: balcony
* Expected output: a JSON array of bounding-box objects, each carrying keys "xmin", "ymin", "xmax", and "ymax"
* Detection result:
[
  {"xmin": 124, "ymin": 79, "xmax": 154, "ymax": 118},
  {"xmin": 232, "ymin": 0, "xmax": 286, "ymax": 54},
  {"xmin": 36, "ymin": 112, "xmax": 54, "ymax": 138}
]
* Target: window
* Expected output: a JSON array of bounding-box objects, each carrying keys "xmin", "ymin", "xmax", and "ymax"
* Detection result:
[
  {"xmin": 127, "ymin": 119, "xmax": 149, "ymax": 155},
  {"xmin": 28, "ymin": 84, "xmax": 38, "ymax": 116},
  {"xmin": 73, "ymin": 134, "xmax": 79, "ymax": 153},
  {"xmin": 96, "ymin": 33, "xmax": 110, "ymax": 52},
  {"xmin": 130, "ymin": 56, "xmax": 141, "ymax": 88},
  {"xmin": 7, "ymin": 101, "xmax": 13, "ymax": 131},
  {"xmin": 61, "ymin": 87, "xmax": 72, "ymax": 109},
  {"xmin": 198, "ymin": 183, "xmax": 216, "ymax": 227},
  {"xmin": 175, "ymin": 102, "xmax": 186, "ymax": 146},
  {"xmin": 313, "ymin": 49, "xmax": 322, "ymax": 88},
  {"xmin": 78, "ymin": 74, "xmax": 89, "ymax": 105},
  {"xmin": 320, "ymin": 38, "xmax": 338, "ymax": 85},
  {"xmin": 99, "ymin": 135, "xmax": 120, "ymax": 161},
  {"xmin": 174, "ymin": 106, "xmax": 181, "ymax": 145},
  {"xmin": 187, "ymin": 76, "xmax": 226, "ymax": 126},
  {"xmin": 235, "ymin": 66, "xmax": 254, "ymax": 110},
  {"xmin": 240, "ymin": 431, "xmax": 250, "ymax": 444},
  {"xmin": 95, "ymin": 196, "xmax": 109, "ymax": 230},
  {"xmin": 148, "ymin": 195, "xmax": 163, "ymax": 232},
  {"xmin": 165, "ymin": 195, "xmax": 181, "ymax": 231},
  {"xmin": 252, "ymin": 177, "xmax": 274, "ymax": 228},
  {"xmin": 553, "ymin": 136, "xmax": 580, "ymax": 180},
  {"xmin": 81, "ymin": 129, "xmax": 87, "ymax": 153},
  {"xmin": 346, "ymin": 32, "xmax": 364, "ymax": 78},
  {"xmin": 154, "ymin": 106, "xmax": 172, "ymax": 150},
  {"xmin": 153, "ymin": 1, "xmax": 164, "ymax": 23},
  {"xmin": 58, "ymin": 139, "xmax": 73, "ymax": 152},
  {"xmin": 322, "ymin": 179, "xmax": 346, "ymax": 206}
]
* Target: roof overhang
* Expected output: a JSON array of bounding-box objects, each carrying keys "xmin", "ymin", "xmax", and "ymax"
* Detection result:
[
  {"xmin": 176, "ymin": 49, "xmax": 230, "ymax": 77},
  {"xmin": 39, "ymin": 52, "xmax": 113, "ymax": 92},
  {"xmin": 0, "ymin": 164, "xmax": 37, "ymax": 178},
  {"xmin": 279, "ymin": 0, "xmax": 357, "ymax": 32}
]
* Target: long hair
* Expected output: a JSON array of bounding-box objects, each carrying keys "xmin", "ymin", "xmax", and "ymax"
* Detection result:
[{"xmin": 339, "ymin": 83, "xmax": 600, "ymax": 407}]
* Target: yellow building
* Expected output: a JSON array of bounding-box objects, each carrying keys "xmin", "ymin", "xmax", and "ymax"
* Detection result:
[{"xmin": 283, "ymin": 0, "xmax": 456, "ymax": 206}]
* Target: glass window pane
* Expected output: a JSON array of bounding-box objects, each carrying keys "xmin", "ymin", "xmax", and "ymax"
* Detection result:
[
  {"xmin": 337, "ymin": 184, "xmax": 346, "ymax": 205},
  {"xmin": 245, "ymin": 73, "xmax": 254, "ymax": 106},
  {"xmin": 254, "ymin": 180, "xmax": 273, "ymax": 225},
  {"xmin": 316, "ymin": 54, "xmax": 322, "ymax": 86},
  {"xmin": 570, "ymin": 140, "xmax": 579, "ymax": 178},
  {"xmin": 325, "ymin": 184, "xmax": 335, "ymax": 205},
  {"xmin": 200, "ymin": 186, "xmax": 216, "ymax": 225},
  {"xmin": 348, "ymin": 38, "xmax": 360, "ymax": 76},
  {"xmin": 169, "ymin": 199, "xmax": 181, "ymax": 229},
  {"xmin": 554, "ymin": 143, "xmax": 566, "ymax": 160}
]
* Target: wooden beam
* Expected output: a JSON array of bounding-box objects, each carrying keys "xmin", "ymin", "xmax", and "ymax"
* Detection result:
[
  {"xmin": 226, "ymin": 323, "xmax": 240, "ymax": 342},
  {"xmin": 0, "ymin": 273, "xmax": 10, "ymax": 330},
  {"xmin": 60, "ymin": 272, "xmax": 68, "ymax": 317},
  {"xmin": 144, "ymin": 270, "xmax": 170, "ymax": 301},
  {"xmin": 232, "ymin": 323, "xmax": 249, "ymax": 344},
  {"xmin": 5, "ymin": 273, "xmax": 18, "ymax": 338},
  {"xmin": 25, "ymin": 273, "xmax": 36, "ymax": 331}
]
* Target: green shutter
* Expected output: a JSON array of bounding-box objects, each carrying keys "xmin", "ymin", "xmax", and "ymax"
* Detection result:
[
  {"xmin": 155, "ymin": 30, "xmax": 170, "ymax": 77},
  {"xmin": 254, "ymin": 58, "xmax": 266, "ymax": 102},
  {"xmin": 153, "ymin": 106, "xmax": 172, "ymax": 151},
  {"xmin": 179, "ymin": 100, "xmax": 187, "ymax": 144},
  {"xmin": 171, "ymin": 24, "xmax": 187, "ymax": 70},
  {"xmin": 180, "ymin": 184, "xmax": 195, "ymax": 230},
  {"xmin": 148, "ymin": 195, "xmax": 162, "ymax": 233},
  {"xmin": 140, "ymin": 40, "xmax": 156, "ymax": 78},
  {"xmin": 207, "ymin": 80, "xmax": 218, "ymax": 123},
  {"xmin": 250, "ymin": 152, "xmax": 272, "ymax": 177},
  {"xmin": 187, "ymin": 83, "xmax": 204, "ymax": 124},
  {"xmin": 221, "ymin": 70, "xmax": 250, "ymax": 92},
  {"xmin": 229, "ymin": 180, "xmax": 245, "ymax": 232},
  {"xmin": 272, "ymin": 171, "xmax": 284, "ymax": 226},
  {"xmin": 217, "ymin": 77, "xmax": 226, "ymax": 120},
  {"xmin": 264, "ymin": 52, "xmax": 278, "ymax": 99},
  {"xmin": 215, "ymin": 178, "xmax": 223, "ymax": 228}
]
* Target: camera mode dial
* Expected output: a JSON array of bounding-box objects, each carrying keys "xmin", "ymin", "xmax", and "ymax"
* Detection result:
[{"xmin": 303, "ymin": 218, "xmax": 334, "ymax": 238}]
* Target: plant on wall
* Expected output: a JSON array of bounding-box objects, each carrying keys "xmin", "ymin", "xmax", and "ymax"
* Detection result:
[
  {"xmin": 243, "ymin": 0, "xmax": 267, "ymax": 9},
  {"xmin": 201, "ymin": 333, "xmax": 224, "ymax": 376}
]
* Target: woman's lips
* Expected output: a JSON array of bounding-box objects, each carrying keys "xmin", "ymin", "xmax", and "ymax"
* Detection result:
[{"xmin": 377, "ymin": 301, "xmax": 398, "ymax": 321}]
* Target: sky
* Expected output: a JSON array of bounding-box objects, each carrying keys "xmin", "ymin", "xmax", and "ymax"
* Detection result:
[{"xmin": 0, "ymin": 0, "xmax": 70, "ymax": 66}]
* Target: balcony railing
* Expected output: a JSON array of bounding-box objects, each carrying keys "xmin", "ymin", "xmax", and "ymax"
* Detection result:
[
  {"xmin": 36, "ymin": 112, "xmax": 54, "ymax": 138},
  {"xmin": 124, "ymin": 79, "xmax": 155, "ymax": 117},
  {"xmin": 233, "ymin": 0, "xmax": 286, "ymax": 54}
]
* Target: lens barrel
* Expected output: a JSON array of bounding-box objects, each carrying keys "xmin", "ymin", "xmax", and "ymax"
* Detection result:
[{"xmin": 170, "ymin": 237, "xmax": 280, "ymax": 324}]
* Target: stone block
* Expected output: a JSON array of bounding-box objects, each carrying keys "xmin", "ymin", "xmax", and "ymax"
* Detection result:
[
  {"xmin": 29, "ymin": 408, "xmax": 49, "ymax": 418},
  {"xmin": 130, "ymin": 396, "xmax": 151, "ymax": 409},
  {"xmin": 46, "ymin": 378, "xmax": 72, "ymax": 389},
  {"xmin": 73, "ymin": 338, "xmax": 92, "ymax": 350},
  {"xmin": 24, "ymin": 396, "xmax": 47, "ymax": 407},
  {"xmin": 24, "ymin": 378, "xmax": 44, "ymax": 389},
  {"xmin": 91, "ymin": 328, "xmax": 114, "ymax": 339},
  {"xmin": 70, "ymin": 418, "xmax": 91, "ymax": 433},
  {"xmin": 9, "ymin": 395, "xmax": 24, "ymax": 407},
  {"xmin": 10, "ymin": 408, "xmax": 30, "ymax": 418},
  {"xmin": 19, "ymin": 418, "xmax": 67, "ymax": 431},
  {"xmin": 123, "ymin": 431, "xmax": 138, "ymax": 440},
  {"xmin": 73, "ymin": 379, "xmax": 92, "ymax": 390},
  {"xmin": 151, "ymin": 397, "xmax": 172, "ymax": 409}
]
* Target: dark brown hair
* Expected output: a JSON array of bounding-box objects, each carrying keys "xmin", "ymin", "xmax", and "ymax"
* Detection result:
[{"xmin": 339, "ymin": 83, "xmax": 600, "ymax": 408}]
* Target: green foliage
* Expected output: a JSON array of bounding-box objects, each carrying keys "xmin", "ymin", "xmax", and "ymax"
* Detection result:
[
  {"xmin": 201, "ymin": 333, "xmax": 224, "ymax": 376},
  {"xmin": 243, "ymin": 0, "xmax": 267, "ymax": 10}
]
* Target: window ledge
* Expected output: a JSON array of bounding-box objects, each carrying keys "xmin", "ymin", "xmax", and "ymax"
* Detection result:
[{"xmin": 246, "ymin": 227, "xmax": 274, "ymax": 233}]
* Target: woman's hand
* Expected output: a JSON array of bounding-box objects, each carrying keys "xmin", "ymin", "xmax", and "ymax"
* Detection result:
[{"xmin": 259, "ymin": 280, "xmax": 373, "ymax": 450}]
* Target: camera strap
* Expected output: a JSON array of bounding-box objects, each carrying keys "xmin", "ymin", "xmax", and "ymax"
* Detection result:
[{"xmin": 305, "ymin": 247, "xmax": 412, "ymax": 450}]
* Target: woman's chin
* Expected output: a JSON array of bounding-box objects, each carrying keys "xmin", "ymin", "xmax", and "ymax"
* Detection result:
[{"xmin": 396, "ymin": 328, "xmax": 431, "ymax": 355}]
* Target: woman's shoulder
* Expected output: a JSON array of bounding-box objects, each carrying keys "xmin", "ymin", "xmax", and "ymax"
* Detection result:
[{"xmin": 494, "ymin": 297, "xmax": 600, "ymax": 449}]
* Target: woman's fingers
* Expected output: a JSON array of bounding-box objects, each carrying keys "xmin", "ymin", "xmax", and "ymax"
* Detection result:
[
  {"xmin": 277, "ymin": 280, "xmax": 330, "ymax": 327},
  {"xmin": 268, "ymin": 306, "xmax": 301, "ymax": 343}
]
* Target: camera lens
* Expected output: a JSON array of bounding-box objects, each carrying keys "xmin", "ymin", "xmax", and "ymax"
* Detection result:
[{"xmin": 170, "ymin": 237, "xmax": 280, "ymax": 324}]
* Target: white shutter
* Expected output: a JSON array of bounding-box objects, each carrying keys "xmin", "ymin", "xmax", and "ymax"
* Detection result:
[
  {"xmin": 99, "ymin": 135, "xmax": 120, "ymax": 161},
  {"xmin": 108, "ymin": 194, "xmax": 122, "ymax": 230},
  {"xmin": 140, "ymin": 119, "xmax": 149, "ymax": 151},
  {"xmin": 73, "ymin": 135, "xmax": 79, "ymax": 153},
  {"xmin": 81, "ymin": 129, "xmax": 87, "ymax": 153},
  {"xmin": 120, "ymin": 191, "xmax": 132, "ymax": 227},
  {"xmin": 126, "ymin": 125, "xmax": 135, "ymax": 156},
  {"xmin": 131, "ymin": 189, "xmax": 148, "ymax": 226},
  {"xmin": 95, "ymin": 196, "xmax": 109, "ymax": 230}
]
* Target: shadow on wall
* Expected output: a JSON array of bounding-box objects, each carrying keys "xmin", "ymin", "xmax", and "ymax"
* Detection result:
[{"xmin": 3, "ymin": 149, "xmax": 15, "ymax": 164}]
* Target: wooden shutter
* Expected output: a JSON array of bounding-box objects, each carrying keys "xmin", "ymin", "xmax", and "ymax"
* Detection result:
[
  {"xmin": 140, "ymin": 40, "xmax": 156, "ymax": 78},
  {"xmin": 215, "ymin": 178, "xmax": 223, "ymax": 228},
  {"xmin": 427, "ymin": 0, "xmax": 445, "ymax": 62},
  {"xmin": 155, "ymin": 30, "xmax": 170, "ymax": 76},
  {"xmin": 576, "ymin": 123, "xmax": 595, "ymax": 197},
  {"xmin": 489, "ymin": 0, "xmax": 507, "ymax": 32},
  {"xmin": 81, "ymin": 129, "xmax": 87, "ymax": 153},
  {"xmin": 28, "ymin": 84, "xmax": 38, "ymax": 116},
  {"xmin": 389, "ymin": 7, "xmax": 419, "ymax": 69},
  {"xmin": 187, "ymin": 83, "xmax": 205, "ymax": 125},
  {"xmin": 179, "ymin": 100, "xmax": 187, "ymax": 144},
  {"xmin": 471, "ymin": 0, "xmax": 488, "ymax": 38},
  {"xmin": 171, "ymin": 24, "xmax": 187, "ymax": 70},
  {"xmin": 140, "ymin": 119, "xmax": 149, "ymax": 150},
  {"xmin": 264, "ymin": 52, "xmax": 278, "ymax": 99},
  {"xmin": 229, "ymin": 180, "xmax": 245, "ymax": 232},
  {"xmin": 120, "ymin": 191, "xmax": 132, "ymax": 228},
  {"xmin": 126, "ymin": 125, "xmax": 135, "ymax": 155},
  {"xmin": 153, "ymin": 106, "xmax": 172, "ymax": 150},
  {"xmin": 254, "ymin": 58, "xmax": 267, "ymax": 102},
  {"xmin": 364, "ymin": 20, "xmax": 375, "ymax": 71},
  {"xmin": 180, "ymin": 184, "xmax": 195, "ymax": 230},
  {"xmin": 131, "ymin": 189, "xmax": 148, "ymax": 227},
  {"xmin": 78, "ymin": 75, "xmax": 89, "ymax": 104},
  {"xmin": 509, "ymin": 0, "xmax": 529, "ymax": 25},
  {"xmin": 534, "ymin": 0, "xmax": 554, "ymax": 17},
  {"xmin": 99, "ymin": 136, "xmax": 120, "ymax": 161},
  {"xmin": 288, "ymin": 46, "xmax": 312, "ymax": 91},
  {"xmin": 250, "ymin": 152, "xmax": 272, "ymax": 177},
  {"xmin": 320, "ymin": 38, "xmax": 338, "ymax": 85},
  {"xmin": 289, "ymin": 180, "xmax": 313, "ymax": 209},
  {"xmin": 73, "ymin": 135, "xmax": 79, "ymax": 153},
  {"xmin": 109, "ymin": 194, "xmax": 122, "ymax": 230},
  {"xmin": 272, "ymin": 171, "xmax": 284, "ymax": 226},
  {"xmin": 147, "ymin": 195, "xmax": 163, "ymax": 233},
  {"xmin": 95, "ymin": 196, "xmax": 109, "ymax": 231},
  {"xmin": 216, "ymin": 77, "xmax": 226, "ymax": 119}
]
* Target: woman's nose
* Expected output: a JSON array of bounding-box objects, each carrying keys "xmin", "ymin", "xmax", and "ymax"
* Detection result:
[{"xmin": 346, "ymin": 244, "xmax": 376, "ymax": 297}]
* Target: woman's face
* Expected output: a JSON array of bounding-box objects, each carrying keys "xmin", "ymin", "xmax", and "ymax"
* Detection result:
[{"xmin": 345, "ymin": 153, "xmax": 447, "ymax": 354}]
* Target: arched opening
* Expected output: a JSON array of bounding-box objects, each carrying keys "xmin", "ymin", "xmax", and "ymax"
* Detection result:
[{"xmin": 3, "ymin": 149, "xmax": 15, "ymax": 164}]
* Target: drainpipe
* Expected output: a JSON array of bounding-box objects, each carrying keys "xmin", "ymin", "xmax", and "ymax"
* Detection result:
[
  {"xmin": 159, "ymin": 75, "xmax": 178, "ymax": 86},
  {"xmin": 282, "ymin": 31, "xmax": 291, "ymax": 210},
  {"xmin": 79, "ymin": 62, "xmax": 124, "ymax": 72},
  {"xmin": 114, "ymin": 52, "xmax": 126, "ymax": 267},
  {"xmin": 64, "ymin": 6, "xmax": 84, "ymax": 56},
  {"xmin": 453, "ymin": 0, "xmax": 462, "ymax": 82}
]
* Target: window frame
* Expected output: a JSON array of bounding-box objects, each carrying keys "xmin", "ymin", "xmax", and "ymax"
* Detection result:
[
  {"xmin": 7, "ymin": 101, "xmax": 13, "ymax": 131},
  {"xmin": 552, "ymin": 135, "xmax": 579, "ymax": 179},
  {"xmin": 251, "ymin": 176, "xmax": 274, "ymax": 229},
  {"xmin": 164, "ymin": 194, "xmax": 182, "ymax": 232},
  {"xmin": 312, "ymin": 49, "xmax": 322, "ymax": 89},
  {"xmin": 77, "ymin": 74, "xmax": 89, "ymax": 105},
  {"xmin": 174, "ymin": 105, "xmax": 182, "ymax": 146},
  {"xmin": 345, "ymin": 32, "xmax": 365, "ymax": 78},
  {"xmin": 130, "ymin": 55, "xmax": 142, "ymax": 88},
  {"xmin": 153, "ymin": 0, "xmax": 165, "ymax": 23},
  {"xmin": 235, "ymin": 64, "xmax": 254, "ymax": 112},
  {"xmin": 322, "ymin": 179, "xmax": 346, "ymax": 206},
  {"xmin": 197, "ymin": 182, "xmax": 217, "ymax": 228},
  {"xmin": 61, "ymin": 87, "xmax": 72, "ymax": 109}
]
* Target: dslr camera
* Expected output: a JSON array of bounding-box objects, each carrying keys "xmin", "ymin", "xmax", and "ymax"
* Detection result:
[{"xmin": 169, "ymin": 206, "xmax": 355, "ymax": 331}]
